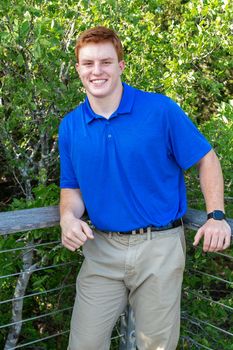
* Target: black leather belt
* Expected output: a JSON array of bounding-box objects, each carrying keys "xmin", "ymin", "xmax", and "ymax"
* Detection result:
[{"xmin": 101, "ymin": 218, "xmax": 183, "ymax": 235}]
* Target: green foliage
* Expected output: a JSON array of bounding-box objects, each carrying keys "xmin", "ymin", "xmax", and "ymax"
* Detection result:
[
  {"xmin": 0, "ymin": 184, "xmax": 77, "ymax": 349},
  {"xmin": 180, "ymin": 231, "xmax": 233, "ymax": 349},
  {"xmin": 1, "ymin": 0, "xmax": 232, "ymax": 200},
  {"xmin": 187, "ymin": 100, "xmax": 233, "ymax": 217},
  {"xmin": 9, "ymin": 183, "xmax": 60, "ymax": 210},
  {"xmin": 0, "ymin": 0, "xmax": 232, "ymax": 349}
]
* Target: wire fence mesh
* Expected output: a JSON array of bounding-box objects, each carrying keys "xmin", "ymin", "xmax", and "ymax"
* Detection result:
[{"xmin": 0, "ymin": 207, "xmax": 232, "ymax": 349}]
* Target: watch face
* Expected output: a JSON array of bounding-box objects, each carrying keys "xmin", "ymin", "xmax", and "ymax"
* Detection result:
[{"xmin": 213, "ymin": 210, "xmax": 225, "ymax": 220}]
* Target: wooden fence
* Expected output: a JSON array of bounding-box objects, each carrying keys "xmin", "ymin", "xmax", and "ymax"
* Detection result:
[{"xmin": 0, "ymin": 207, "xmax": 232, "ymax": 350}]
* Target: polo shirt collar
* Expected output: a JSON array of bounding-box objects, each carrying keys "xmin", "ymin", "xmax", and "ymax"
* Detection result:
[{"xmin": 83, "ymin": 82, "xmax": 135, "ymax": 124}]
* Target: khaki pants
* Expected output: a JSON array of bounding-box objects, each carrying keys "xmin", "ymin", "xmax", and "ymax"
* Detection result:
[{"xmin": 68, "ymin": 226, "xmax": 186, "ymax": 350}]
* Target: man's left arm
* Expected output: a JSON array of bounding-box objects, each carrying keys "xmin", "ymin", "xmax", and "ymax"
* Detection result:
[{"xmin": 193, "ymin": 149, "xmax": 231, "ymax": 252}]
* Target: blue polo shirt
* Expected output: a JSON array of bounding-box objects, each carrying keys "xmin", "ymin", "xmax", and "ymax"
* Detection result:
[{"xmin": 59, "ymin": 83, "xmax": 212, "ymax": 231}]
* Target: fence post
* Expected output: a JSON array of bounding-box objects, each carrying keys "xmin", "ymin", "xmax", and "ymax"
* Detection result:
[{"xmin": 119, "ymin": 305, "xmax": 136, "ymax": 350}]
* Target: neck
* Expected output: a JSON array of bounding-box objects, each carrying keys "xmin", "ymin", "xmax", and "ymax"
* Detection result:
[{"xmin": 87, "ymin": 82, "xmax": 123, "ymax": 119}]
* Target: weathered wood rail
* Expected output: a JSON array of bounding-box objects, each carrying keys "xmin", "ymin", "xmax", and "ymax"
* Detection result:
[
  {"xmin": 0, "ymin": 206, "xmax": 233, "ymax": 235},
  {"xmin": 0, "ymin": 207, "xmax": 232, "ymax": 350}
]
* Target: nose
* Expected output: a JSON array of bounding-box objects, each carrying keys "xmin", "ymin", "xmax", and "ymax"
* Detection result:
[{"xmin": 93, "ymin": 62, "xmax": 102, "ymax": 75}]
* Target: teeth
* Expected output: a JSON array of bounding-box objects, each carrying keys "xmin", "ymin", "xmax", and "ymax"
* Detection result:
[{"xmin": 91, "ymin": 79, "xmax": 106, "ymax": 83}]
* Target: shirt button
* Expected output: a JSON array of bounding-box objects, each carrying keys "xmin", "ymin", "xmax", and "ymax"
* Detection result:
[{"xmin": 108, "ymin": 134, "xmax": 112, "ymax": 138}]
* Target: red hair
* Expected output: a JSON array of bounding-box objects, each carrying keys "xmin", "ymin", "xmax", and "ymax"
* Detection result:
[{"xmin": 75, "ymin": 26, "xmax": 124, "ymax": 62}]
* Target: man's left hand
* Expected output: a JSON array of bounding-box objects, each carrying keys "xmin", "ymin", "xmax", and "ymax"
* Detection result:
[{"xmin": 193, "ymin": 219, "xmax": 232, "ymax": 252}]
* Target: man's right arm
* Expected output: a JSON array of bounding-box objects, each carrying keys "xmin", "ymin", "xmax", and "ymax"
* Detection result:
[{"xmin": 60, "ymin": 188, "xmax": 94, "ymax": 251}]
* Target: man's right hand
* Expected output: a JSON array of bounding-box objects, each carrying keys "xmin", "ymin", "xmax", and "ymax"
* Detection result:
[{"xmin": 60, "ymin": 217, "xmax": 94, "ymax": 251}]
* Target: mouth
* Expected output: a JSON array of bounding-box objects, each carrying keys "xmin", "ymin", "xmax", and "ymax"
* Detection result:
[{"xmin": 90, "ymin": 79, "xmax": 108, "ymax": 86}]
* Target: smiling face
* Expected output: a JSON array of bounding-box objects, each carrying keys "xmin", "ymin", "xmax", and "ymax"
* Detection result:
[{"xmin": 76, "ymin": 41, "xmax": 125, "ymax": 100}]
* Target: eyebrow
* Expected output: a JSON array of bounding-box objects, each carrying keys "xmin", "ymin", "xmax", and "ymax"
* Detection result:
[
  {"xmin": 100, "ymin": 57, "xmax": 114, "ymax": 61},
  {"xmin": 80, "ymin": 57, "xmax": 115, "ymax": 62}
]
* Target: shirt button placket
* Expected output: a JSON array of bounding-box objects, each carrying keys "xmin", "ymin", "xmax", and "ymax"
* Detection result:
[{"xmin": 106, "ymin": 121, "xmax": 112, "ymax": 141}]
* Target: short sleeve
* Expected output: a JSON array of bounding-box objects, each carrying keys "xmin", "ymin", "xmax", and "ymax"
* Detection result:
[
  {"xmin": 58, "ymin": 118, "xmax": 79, "ymax": 188},
  {"xmin": 167, "ymin": 98, "xmax": 212, "ymax": 170}
]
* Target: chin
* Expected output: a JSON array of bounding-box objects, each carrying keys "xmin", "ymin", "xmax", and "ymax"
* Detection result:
[{"xmin": 89, "ymin": 89, "xmax": 111, "ymax": 98}]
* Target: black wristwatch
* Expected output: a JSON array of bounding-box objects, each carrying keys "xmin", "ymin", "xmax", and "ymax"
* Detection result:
[{"xmin": 207, "ymin": 210, "xmax": 226, "ymax": 221}]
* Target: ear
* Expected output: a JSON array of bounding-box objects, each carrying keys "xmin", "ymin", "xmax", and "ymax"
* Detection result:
[{"xmin": 119, "ymin": 60, "xmax": 125, "ymax": 74}]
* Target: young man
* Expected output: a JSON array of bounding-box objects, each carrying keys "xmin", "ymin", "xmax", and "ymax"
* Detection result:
[{"xmin": 59, "ymin": 26, "xmax": 231, "ymax": 350}]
